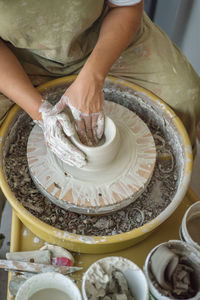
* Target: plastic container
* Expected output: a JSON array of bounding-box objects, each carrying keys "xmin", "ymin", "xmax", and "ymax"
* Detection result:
[
  {"xmin": 15, "ymin": 272, "xmax": 82, "ymax": 300},
  {"xmin": 143, "ymin": 240, "xmax": 200, "ymax": 300},
  {"xmin": 82, "ymin": 256, "xmax": 149, "ymax": 300},
  {"xmin": 180, "ymin": 201, "xmax": 200, "ymax": 252}
]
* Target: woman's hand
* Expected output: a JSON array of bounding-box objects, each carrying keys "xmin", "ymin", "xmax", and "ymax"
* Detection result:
[
  {"xmin": 36, "ymin": 100, "xmax": 86, "ymax": 168},
  {"xmin": 51, "ymin": 71, "xmax": 105, "ymax": 145}
]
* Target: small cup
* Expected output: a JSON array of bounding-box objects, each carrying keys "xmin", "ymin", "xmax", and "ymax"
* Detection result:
[
  {"xmin": 71, "ymin": 116, "xmax": 120, "ymax": 170},
  {"xmin": 144, "ymin": 240, "xmax": 200, "ymax": 300},
  {"xmin": 82, "ymin": 256, "xmax": 149, "ymax": 300},
  {"xmin": 15, "ymin": 272, "xmax": 82, "ymax": 300},
  {"xmin": 180, "ymin": 201, "xmax": 200, "ymax": 252}
]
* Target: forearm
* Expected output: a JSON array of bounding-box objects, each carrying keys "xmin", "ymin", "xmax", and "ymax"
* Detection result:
[
  {"xmin": 0, "ymin": 39, "xmax": 42, "ymax": 120},
  {"xmin": 80, "ymin": 1, "xmax": 143, "ymax": 82}
]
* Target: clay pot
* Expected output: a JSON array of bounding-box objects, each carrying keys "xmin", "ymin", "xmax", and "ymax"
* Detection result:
[{"xmin": 71, "ymin": 116, "xmax": 120, "ymax": 171}]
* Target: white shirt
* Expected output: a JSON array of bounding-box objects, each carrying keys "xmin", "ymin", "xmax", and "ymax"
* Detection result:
[{"xmin": 108, "ymin": 0, "xmax": 142, "ymax": 6}]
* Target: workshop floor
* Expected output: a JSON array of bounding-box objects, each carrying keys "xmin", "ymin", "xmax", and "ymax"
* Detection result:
[{"xmin": 0, "ymin": 139, "xmax": 200, "ymax": 300}]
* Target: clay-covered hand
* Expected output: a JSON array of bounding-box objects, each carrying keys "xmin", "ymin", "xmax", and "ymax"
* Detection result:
[
  {"xmin": 51, "ymin": 76, "xmax": 104, "ymax": 145},
  {"xmin": 35, "ymin": 100, "xmax": 86, "ymax": 168}
]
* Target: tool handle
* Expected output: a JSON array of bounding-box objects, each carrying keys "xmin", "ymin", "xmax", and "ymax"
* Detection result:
[{"xmin": 0, "ymin": 259, "xmax": 82, "ymax": 274}]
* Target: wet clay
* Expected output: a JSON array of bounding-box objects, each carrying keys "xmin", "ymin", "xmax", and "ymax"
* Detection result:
[
  {"xmin": 28, "ymin": 288, "xmax": 70, "ymax": 300},
  {"xmin": 85, "ymin": 257, "xmax": 136, "ymax": 300},
  {"xmin": 86, "ymin": 266, "xmax": 134, "ymax": 300},
  {"xmin": 187, "ymin": 215, "xmax": 200, "ymax": 245}
]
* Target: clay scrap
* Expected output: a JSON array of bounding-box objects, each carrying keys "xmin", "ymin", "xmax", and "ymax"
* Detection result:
[
  {"xmin": 6, "ymin": 250, "xmax": 51, "ymax": 264},
  {"xmin": 150, "ymin": 245, "xmax": 197, "ymax": 298},
  {"xmin": 85, "ymin": 264, "xmax": 134, "ymax": 300},
  {"xmin": 40, "ymin": 244, "xmax": 74, "ymax": 265}
]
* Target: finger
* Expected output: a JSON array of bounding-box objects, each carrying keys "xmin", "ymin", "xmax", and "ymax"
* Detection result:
[
  {"xmin": 52, "ymin": 146, "xmax": 86, "ymax": 168},
  {"xmin": 47, "ymin": 124, "xmax": 86, "ymax": 166},
  {"xmin": 57, "ymin": 112, "xmax": 75, "ymax": 137},
  {"xmin": 96, "ymin": 112, "xmax": 104, "ymax": 140},
  {"xmin": 53, "ymin": 144, "xmax": 86, "ymax": 168},
  {"xmin": 74, "ymin": 119, "xmax": 88, "ymax": 145},
  {"xmin": 68, "ymin": 103, "xmax": 91, "ymax": 145},
  {"xmin": 58, "ymin": 133, "xmax": 86, "ymax": 162},
  {"xmin": 82, "ymin": 114, "xmax": 95, "ymax": 145},
  {"xmin": 91, "ymin": 113, "xmax": 99, "ymax": 144},
  {"xmin": 67, "ymin": 100, "xmax": 82, "ymax": 122},
  {"xmin": 42, "ymin": 113, "xmax": 85, "ymax": 166}
]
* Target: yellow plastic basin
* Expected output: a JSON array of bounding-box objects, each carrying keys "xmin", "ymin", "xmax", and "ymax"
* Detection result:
[{"xmin": 0, "ymin": 75, "xmax": 193, "ymax": 253}]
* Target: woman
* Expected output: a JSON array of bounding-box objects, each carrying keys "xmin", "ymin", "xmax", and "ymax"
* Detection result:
[{"xmin": 0, "ymin": 0, "xmax": 199, "ymax": 240}]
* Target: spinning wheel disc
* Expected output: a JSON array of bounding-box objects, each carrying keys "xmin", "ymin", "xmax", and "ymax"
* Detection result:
[{"xmin": 27, "ymin": 101, "xmax": 156, "ymax": 215}]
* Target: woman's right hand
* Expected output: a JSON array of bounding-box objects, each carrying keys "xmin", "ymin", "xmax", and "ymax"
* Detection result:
[{"xmin": 36, "ymin": 100, "xmax": 86, "ymax": 168}]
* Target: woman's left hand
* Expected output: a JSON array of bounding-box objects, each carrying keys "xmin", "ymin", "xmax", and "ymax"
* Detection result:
[{"xmin": 51, "ymin": 71, "xmax": 104, "ymax": 146}]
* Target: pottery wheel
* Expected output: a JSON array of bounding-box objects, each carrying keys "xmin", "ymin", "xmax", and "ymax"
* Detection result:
[{"xmin": 27, "ymin": 101, "xmax": 156, "ymax": 215}]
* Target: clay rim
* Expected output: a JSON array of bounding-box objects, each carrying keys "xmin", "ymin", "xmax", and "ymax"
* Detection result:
[
  {"xmin": 181, "ymin": 201, "xmax": 200, "ymax": 249},
  {"xmin": 71, "ymin": 115, "xmax": 117, "ymax": 151}
]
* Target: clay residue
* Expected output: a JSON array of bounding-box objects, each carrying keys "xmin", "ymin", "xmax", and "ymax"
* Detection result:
[{"xmin": 85, "ymin": 264, "xmax": 134, "ymax": 300}]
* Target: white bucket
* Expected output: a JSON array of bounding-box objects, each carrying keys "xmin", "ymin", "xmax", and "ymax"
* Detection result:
[
  {"xmin": 180, "ymin": 201, "xmax": 200, "ymax": 252},
  {"xmin": 15, "ymin": 272, "xmax": 82, "ymax": 300},
  {"xmin": 143, "ymin": 240, "xmax": 200, "ymax": 300},
  {"xmin": 82, "ymin": 256, "xmax": 149, "ymax": 300}
]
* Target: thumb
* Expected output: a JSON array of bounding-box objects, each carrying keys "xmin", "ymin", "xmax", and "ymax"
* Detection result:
[
  {"xmin": 50, "ymin": 95, "xmax": 69, "ymax": 116},
  {"xmin": 56, "ymin": 112, "xmax": 75, "ymax": 137},
  {"xmin": 96, "ymin": 112, "xmax": 104, "ymax": 139}
]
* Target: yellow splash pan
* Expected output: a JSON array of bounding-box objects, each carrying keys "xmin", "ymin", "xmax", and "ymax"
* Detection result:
[{"xmin": 0, "ymin": 76, "xmax": 193, "ymax": 254}]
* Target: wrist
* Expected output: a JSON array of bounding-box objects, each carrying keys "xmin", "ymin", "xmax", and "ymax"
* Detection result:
[{"xmin": 79, "ymin": 64, "xmax": 105, "ymax": 88}]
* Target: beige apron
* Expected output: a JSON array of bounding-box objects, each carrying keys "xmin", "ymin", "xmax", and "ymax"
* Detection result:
[
  {"xmin": 0, "ymin": 1, "xmax": 199, "ymax": 144},
  {"xmin": 0, "ymin": 1, "xmax": 200, "ymax": 231}
]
